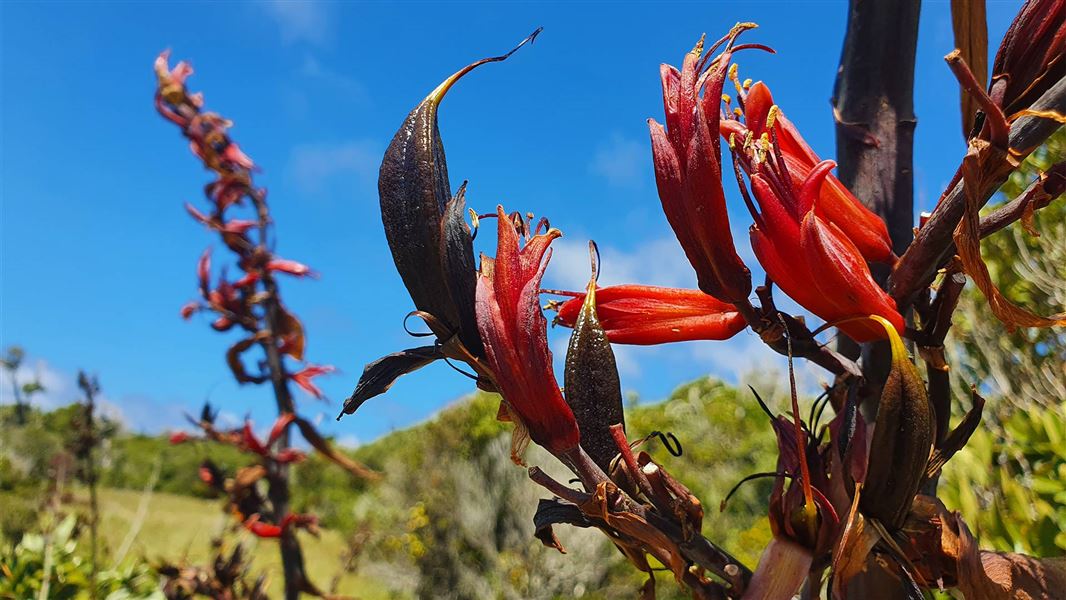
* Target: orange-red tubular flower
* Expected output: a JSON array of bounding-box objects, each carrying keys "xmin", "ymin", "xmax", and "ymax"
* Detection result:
[
  {"xmin": 475, "ymin": 206, "xmax": 580, "ymax": 457},
  {"xmin": 649, "ymin": 35, "xmax": 752, "ymax": 304},
  {"xmin": 551, "ymin": 285, "xmax": 746, "ymax": 345},
  {"xmin": 746, "ymin": 159, "xmax": 904, "ymax": 342},
  {"xmin": 721, "ymin": 82, "xmax": 895, "ymax": 263}
]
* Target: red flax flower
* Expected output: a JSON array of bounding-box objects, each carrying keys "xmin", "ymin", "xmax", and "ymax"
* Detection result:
[
  {"xmin": 475, "ymin": 206, "xmax": 580, "ymax": 457},
  {"xmin": 550, "ymin": 285, "xmax": 746, "ymax": 345},
  {"xmin": 648, "ymin": 30, "xmax": 753, "ymax": 304},
  {"xmin": 740, "ymin": 146, "xmax": 904, "ymax": 342},
  {"xmin": 723, "ymin": 87, "xmax": 904, "ymax": 341},
  {"xmin": 720, "ymin": 81, "xmax": 895, "ymax": 263}
]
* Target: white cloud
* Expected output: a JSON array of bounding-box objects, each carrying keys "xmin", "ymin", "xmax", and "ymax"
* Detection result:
[
  {"xmin": 589, "ymin": 133, "xmax": 647, "ymax": 188},
  {"xmin": 334, "ymin": 434, "xmax": 361, "ymax": 449},
  {"xmin": 546, "ymin": 237, "xmax": 695, "ymax": 292},
  {"xmin": 1, "ymin": 358, "xmax": 74, "ymax": 410},
  {"xmin": 299, "ymin": 55, "xmax": 367, "ymax": 102},
  {"xmin": 287, "ymin": 140, "xmax": 380, "ymax": 194},
  {"xmin": 262, "ymin": 0, "xmax": 332, "ymax": 46},
  {"xmin": 0, "ymin": 358, "xmax": 130, "ymax": 425}
]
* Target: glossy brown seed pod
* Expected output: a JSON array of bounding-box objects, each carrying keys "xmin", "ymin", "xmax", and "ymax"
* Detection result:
[
  {"xmin": 378, "ymin": 30, "xmax": 541, "ymax": 342},
  {"xmin": 563, "ymin": 242, "xmax": 625, "ymax": 472},
  {"xmin": 860, "ymin": 316, "xmax": 935, "ymax": 530}
]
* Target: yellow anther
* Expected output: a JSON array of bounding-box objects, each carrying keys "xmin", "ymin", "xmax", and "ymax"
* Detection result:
[
  {"xmin": 722, "ymin": 93, "xmax": 731, "ymax": 105},
  {"xmin": 690, "ymin": 34, "xmax": 706, "ymax": 58},
  {"xmin": 742, "ymin": 78, "xmax": 753, "ymax": 90},
  {"xmin": 728, "ymin": 63, "xmax": 744, "ymax": 95},
  {"xmin": 733, "ymin": 107, "xmax": 744, "ymax": 118},
  {"xmin": 728, "ymin": 133, "xmax": 737, "ymax": 149},
  {"xmin": 766, "ymin": 105, "xmax": 780, "ymax": 130}
]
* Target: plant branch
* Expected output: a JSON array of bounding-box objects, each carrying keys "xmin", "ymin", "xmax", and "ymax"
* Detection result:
[
  {"xmin": 890, "ymin": 75, "xmax": 1066, "ymax": 309},
  {"xmin": 979, "ymin": 160, "xmax": 1066, "ymax": 238}
]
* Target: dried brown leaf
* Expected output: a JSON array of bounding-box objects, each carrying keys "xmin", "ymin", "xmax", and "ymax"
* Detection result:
[
  {"xmin": 293, "ymin": 416, "xmax": 380, "ymax": 480},
  {"xmin": 951, "ymin": 0, "xmax": 989, "ymax": 136},
  {"xmin": 957, "ymin": 517, "xmax": 1066, "ymax": 599},
  {"xmin": 954, "ymin": 139, "xmax": 1066, "ymax": 328},
  {"xmin": 580, "ymin": 482, "xmax": 689, "ymax": 584}
]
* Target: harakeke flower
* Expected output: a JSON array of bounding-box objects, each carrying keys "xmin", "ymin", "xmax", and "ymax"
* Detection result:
[
  {"xmin": 550, "ymin": 284, "xmax": 746, "ymax": 345},
  {"xmin": 721, "ymin": 81, "xmax": 895, "ymax": 263},
  {"xmin": 475, "ymin": 206, "xmax": 580, "ymax": 457},
  {"xmin": 732, "ymin": 128, "xmax": 904, "ymax": 342},
  {"xmin": 649, "ymin": 29, "xmax": 754, "ymax": 304}
]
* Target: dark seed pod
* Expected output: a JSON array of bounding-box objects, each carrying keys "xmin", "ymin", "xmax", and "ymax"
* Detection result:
[
  {"xmin": 563, "ymin": 241, "xmax": 625, "ymax": 472},
  {"xmin": 860, "ymin": 316, "xmax": 935, "ymax": 530},
  {"xmin": 440, "ymin": 182, "xmax": 484, "ymax": 358},
  {"xmin": 378, "ymin": 29, "xmax": 542, "ymax": 339}
]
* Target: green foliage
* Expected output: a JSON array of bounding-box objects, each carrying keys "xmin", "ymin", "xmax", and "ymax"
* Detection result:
[
  {"xmin": 940, "ymin": 407, "xmax": 1066, "ymax": 556},
  {"xmin": 338, "ymin": 378, "xmax": 780, "ymax": 599},
  {"xmin": 102, "ymin": 434, "xmax": 246, "ymax": 498},
  {"xmin": 0, "ymin": 514, "xmax": 162, "ymax": 600},
  {"xmin": 942, "ymin": 129, "xmax": 1066, "ymax": 557},
  {"xmin": 624, "ymin": 378, "xmax": 778, "ymax": 567}
]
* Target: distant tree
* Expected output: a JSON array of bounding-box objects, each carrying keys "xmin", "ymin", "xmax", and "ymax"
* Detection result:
[{"xmin": 2, "ymin": 346, "xmax": 46, "ymax": 425}]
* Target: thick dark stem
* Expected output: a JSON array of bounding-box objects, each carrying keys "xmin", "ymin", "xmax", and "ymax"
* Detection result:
[
  {"xmin": 832, "ymin": 0, "xmax": 920, "ymax": 374},
  {"xmin": 832, "ymin": 0, "xmax": 920, "ymax": 259},
  {"xmin": 260, "ymin": 274, "xmax": 306, "ymax": 600},
  {"xmin": 832, "ymin": 1, "xmax": 920, "ymax": 597}
]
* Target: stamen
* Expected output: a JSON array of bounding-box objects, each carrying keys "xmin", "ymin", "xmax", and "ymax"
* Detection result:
[
  {"xmin": 468, "ymin": 207, "xmax": 480, "ymax": 241},
  {"xmin": 766, "ymin": 105, "xmax": 780, "ymax": 130},
  {"xmin": 728, "ymin": 63, "xmax": 744, "ymax": 96}
]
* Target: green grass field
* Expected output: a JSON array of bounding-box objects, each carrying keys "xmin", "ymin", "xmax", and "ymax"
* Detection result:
[{"xmin": 91, "ymin": 487, "xmax": 396, "ymax": 599}]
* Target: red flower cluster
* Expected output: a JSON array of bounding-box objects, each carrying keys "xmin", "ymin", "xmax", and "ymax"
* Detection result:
[
  {"xmin": 722, "ymin": 82, "xmax": 905, "ymax": 342},
  {"xmin": 721, "ymin": 82, "xmax": 894, "ymax": 263}
]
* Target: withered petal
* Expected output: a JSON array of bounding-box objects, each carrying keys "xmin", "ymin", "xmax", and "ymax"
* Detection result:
[{"xmin": 339, "ymin": 345, "xmax": 443, "ymax": 418}]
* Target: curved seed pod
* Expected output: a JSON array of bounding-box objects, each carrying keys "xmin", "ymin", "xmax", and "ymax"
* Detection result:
[
  {"xmin": 379, "ymin": 29, "xmax": 541, "ymax": 335},
  {"xmin": 860, "ymin": 315, "xmax": 934, "ymax": 530},
  {"xmin": 440, "ymin": 182, "xmax": 484, "ymax": 357},
  {"xmin": 563, "ymin": 242, "xmax": 625, "ymax": 472}
]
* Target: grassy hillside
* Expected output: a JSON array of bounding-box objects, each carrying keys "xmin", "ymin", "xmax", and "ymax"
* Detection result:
[
  {"xmin": 89, "ymin": 488, "xmax": 392, "ymax": 599},
  {"xmin": 5, "ymin": 373, "xmax": 1062, "ymax": 598}
]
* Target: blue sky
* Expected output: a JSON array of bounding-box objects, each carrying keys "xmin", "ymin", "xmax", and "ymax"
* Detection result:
[{"xmin": 1, "ymin": 1, "xmax": 1022, "ymax": 444}]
